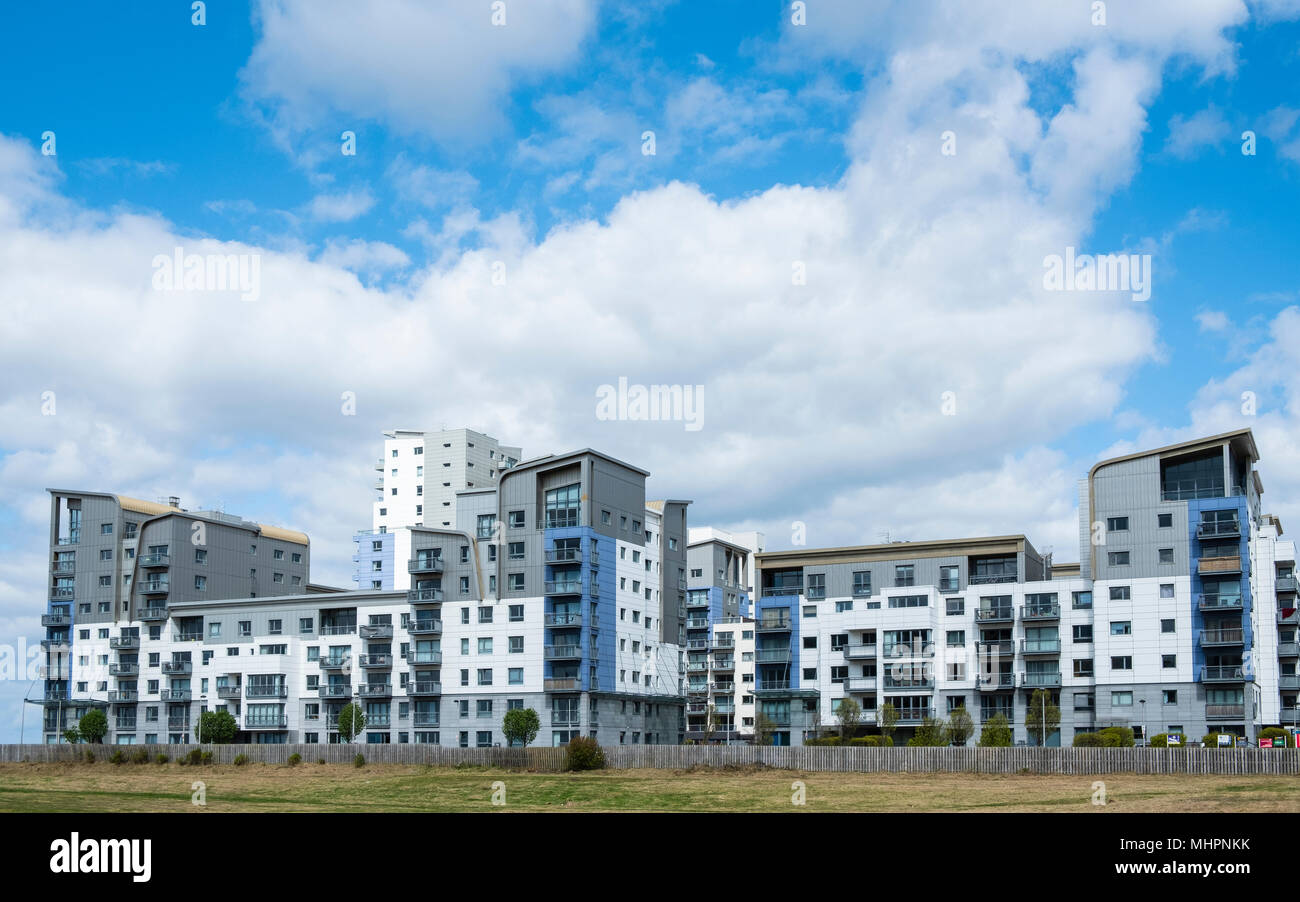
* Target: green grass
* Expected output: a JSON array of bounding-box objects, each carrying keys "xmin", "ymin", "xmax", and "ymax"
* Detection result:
[{"xmin": 0, "ymin": 762, "xmax": 1297, "ymax": 813}]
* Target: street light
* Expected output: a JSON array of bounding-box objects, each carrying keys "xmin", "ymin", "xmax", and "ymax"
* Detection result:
[{"xmin": 1139, "ymin": 698, "xmax": 1147, "ymax": 746}]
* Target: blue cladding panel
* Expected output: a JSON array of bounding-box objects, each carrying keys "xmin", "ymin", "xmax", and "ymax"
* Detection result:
[{"xmin": 1187, "ymin": 497, "xmax": 1251, "ymax": 680}]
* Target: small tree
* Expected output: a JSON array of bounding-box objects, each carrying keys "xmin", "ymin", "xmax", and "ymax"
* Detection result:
[
  {"xmin": 198, "ymin": 710, "xmax": 238, "ymax": 744},
  {"xmin": 977, "ymin": 712, "xmax": 1012, "ymax": 747},
  {"xmin": 908, "ymin": 716, "xmax": 949, "ymax": 747},
  {"xmin": 78, "ymin": 709, "xmax": 108, "ymax": 745},
  {"xmin": 62, "ymin": 727, "xmax": 81, "ymax": 745},
  {"xmin": 753, "ymin": 713, "xmax": 775, "ymax": 746},
  {"xmin": 947, "ymin": 708, "xmax": 974, "ymax": 746},
  {"xmin": 337, "ymin": 703, "xmax": 367, "ymax": 743},
  {"xmin": 878, "ymin": 702, "xmax": 899, "ymax": 747},
  {"xmin": 837, "ymin": 697, "xmax": 862, "ymax": 743},
  {"xmin": 1025, "ymin": 689, "xmax": 1061, "ymax": 747},
  {"xmin": 502, "ymin": 707, "xmax": 541, "ymax": 748}
]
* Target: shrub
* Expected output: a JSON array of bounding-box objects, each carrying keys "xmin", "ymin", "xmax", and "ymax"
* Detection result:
[
  {"xmin": 83, "ymin": 750, "xmax": 95, "ymax": 764},
  {"xmin": 316, "ymin": 758, "xmax": 326, "ymax": 765},
  {"xmin": 155, "ymin": 753, "xmax": 169, "ymax": 765},
  {"xmin": 1099, "ymin": 726, "xmax": 1134, "ymax": 748},
  {"xmin": 977, "ymin": 713, "xmax": 1013, "ymax": 747},
  {"xmin": 806, "ymin": 736, "xmax": 841, "ymax": 746},
  {"xmin": 563, "ymin": 736, "xmax": 606, "ymax": 771},
  {"xmin": 233, "ymin": 753, "xmax": 250, "ymax": 766},
  {"xmin": 287, "ymin": 753, "xmax": 302, "ymax": 767},
  {"xmin": 181, "ymin": 748, "xmax": 204, "ymax": 766},
  {"xmin": 1149, "ymin": 732, "xmax": 1185, "ymax": 748},
  {"xmin": 850, "ymin": 736, "xmax": 879, "ymax": 747},
  {"xmin": 201, "ymin": 750, "xmax": 213, "ymax": 765},
  {"xmin": 131, "ymin": 748, "xmax": 150, "ymax": 764},
  {"xmin": 1203, "ymin": 732, "xmax": 1237, "ymax": 748},
  {"xmin": 1072, "ymin": 732, "xmax": 1102, "ymax": 747},
  {"xmin": 109, "ymin": 749, "xmax": 126, "ymax": 765},
  {"xmin": 354, "ymin": 753, "xmax": 366, "ymax": 769}
]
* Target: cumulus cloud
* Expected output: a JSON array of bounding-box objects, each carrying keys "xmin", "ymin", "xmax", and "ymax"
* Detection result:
[
  {"xmin": 1196, "ymin": 310, "xmax": 1231, "ymax": 332},
  {"xmin": 306, "ymin": 189, "xmax": 375, "ymax": 222},
  {"xmin": 1164, "ymin": 105, "xmax": 1232, "ymax": 158}
]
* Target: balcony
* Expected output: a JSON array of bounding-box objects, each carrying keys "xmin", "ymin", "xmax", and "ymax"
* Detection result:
[
  {"xmin": 545, "ymin": 612, "xmax": 583, "ymax": 628},
  {"xmin": 977, "ymin": 640, "xmax": 1015, "ymax": 658},
  {"xmin": 318, "ymin": 685, "xmax": 352, "ymax": 699},
  {"xmin": 685, "ymin": 618, "xmax": 710, "ymax": 630},
  {"xmin": 40, "ymin": 638, "xmax": 70, "ymax": 651},
  {"xmin": 109, "ymin": 636, "xmax": 140, "ymax": 650},
  {"xmin": 1200, "ymin": 665, "xmax": 1245, "ymax": 682},
  {"xmin": 50, "ymin": 587, "xmax": 75, "ymax": 601},
  {"xmin": 762, "ymin": 585, "xmax": 803, "ymax": 598},
  {"xmin": 1197, "ymin": 556, "xmax": 1241, "ymax": 576},
  {"xmin": 1021, "ymin": 603, "xmax": 1060, "ymax": 621},
  {"xmin": 138, "ymin": 606, "xmax": 168, "ymax": 621},
  {"xmin": 977, "ymin": 673, "xmax": 1015, "ymax": 690},
  {"xmin": 359, "ymin": 624, "xmax": 394, "ymax": 640},
  {"xmin": 161, "ymin": 660, "xmax": 192, "ymax": 675},
  {"xmin": 1280, "ymin": 708, "xmax": 1300, "ymax": 725},
  {"xmin": 1278, "ymin": 642, "xmax": 1299, "ymax": 657},
  {"xmin": 712, "ymin": 657, "xmax": 735, "ymax": 671},
  {"xmin": 140, "ymin": 579, "xmax": 170, "ymax": 595},
  {"xmin": 1281, "ymin": 675, "xmax": 1300, "ymax": 690},
  {"xmin": 114, "ymin": 720, "xmax": 137, "ymax": 732},
  {"xmin": 544, "ymin": 677, "xmax": 581, "ymax": 692},
  {"xmin": 357, "ymin": 683, "xmax": 393, "ymax": 699},
  {"xmin": 975, "ymin": 607, "xmax": 1015, "ymax": 624},
  {"xmin": 166, "ymin": 718, "xmax": 190, "ymax": 731},
  {"xmin": 845, "ymin": 644, "xmax": 877, "ymax": 659},
  {"xmin": 107, "ymin": 690, "xmax": 138, "ymax": 703},
  {"xmin": 407, "ymin": 588, "xmax": 444, "ymax": 604},
  {"xmin": 408, "ymin": 681, "xmax": 442, "ymax": 696},
  {"xmin": 1020, "ymin": 672, "xmax": 1062, "ymax": 688},
  {"xmin": 895, "ymin": 707, "xmax": 937, "ymax": 724},
  {"xmin": 216, "ymin": 685, "xmax": 241, "ymax": 699},
  {"xmin": 1205, "ymin": 704, "xmax": 1245, "ymax": 720},
  {"xmin": 245, "ymin": 714, "xmax": 289, "ymax": 729},
  {"xmin": 711, "ymin": 636, "xmax": 735, "ymax": 650},
  {"xmin": 108, "ymin": 663, "xmax": 139, "ymax": 677},
  {"xmin": 686, "ymin": 661, "xmax": 708, "ymax": 673},
  {"xmin": 408, "ymin": 618, "xmax": 442, "ymax": 635},
  {"xmin": 1199, "ymin": 628, "xmax": 1244, "ymax": 647},
  {"xmin": 1162, "ymin": 481, "xmax": 1246, "ymax": 502},
  {"xmin": 359, "ymin": 654, "xmax": 393, "ymax": 668},
  {"xmin": 1198, "ymin": 593, "xmax": 1243, "ymax": 612},
  {"xmin": 545, "ymin": 548, "xmax": 583, "ymax": 564},
  {"xmin": 544, "ymin": 644, "xmax": 582, "ymax": 661},
  {"xmin": 756, "ymin": 648, "xmax": 792, "ymax": 663},
  {"xmin": 159, "ymin": 689, "xmax": 191, "ymax": 702},
  {"xmin": 754, "ymin": 681, "xmax": 792, "ymax": 694},
  {"xmin": 51, "ymin": 560, "xmax": 75, "ymax": 575},
  {"xmin": 710, "ymin": 682, "xmax": 735, "ymax": 693},
  {"xmin": 245, "ymin": 685, "xmax": 288, "ymax": 699},
  {"xmin": 1020, "ymin": 638, "xmax": 1061, "ymax": 656},
  {"xmin": 412, "ymin": 714, "xmax": 440, "ymax": 728},
  {"xmin": 969, "ymin": 574, "xmax": 1017, "ymax": 585},
  {"xmin": 138, "ymin": 552, "xmax": 170, "ymax": 568},
  {"xmin": 1280, "ymin": 609, "xmax": 1299, "ymax": 625},
  {"xmin": 544, "ymin": 580, "xmax": 583, "ymax": 596},
  {"xmin": 173, "ymin": 631, "xmax": 202, "ymax": 643},
  {"xmin": 1277, "ymin": 575, "xmax": 1298, "ymax": 595},
  {"xmin": 1197, "ymin": 520, "xmax": 1243, "ymax": 543},
  {"xmin": 320, "ymin": 656, "xmax": 351, "ymax": 670},
  {"xmin": 883, "ymin": 676, "xmax": 935, "ymax": 691},
  {"xmin": 686, "ymin": 700, "xmax": 708, "ymax": 714},
  {"xmin": 846, "ymin": 677, "xmax": 877, "ymax": 692},
  {"xmin": 407, "ymin": 557, "xmax": 444, "ymax": 574},
  {"xmin": 756, "ymin": 617, "xmax": 792, "ymax": 632},
  {"xmin": 41, "ymin": 613, "xmax": 72, "ymax": 628}
]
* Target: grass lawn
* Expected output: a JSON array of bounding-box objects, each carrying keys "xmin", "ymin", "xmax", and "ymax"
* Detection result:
[{"xmin": 0, "ymin": 762, "xmax": 1297, "ymax": 812}]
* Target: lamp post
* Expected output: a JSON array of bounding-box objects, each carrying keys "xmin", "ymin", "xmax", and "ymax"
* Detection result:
[{"xmin": 1139, "ymin": 698, "xmax": 1147, "ymax": 746}]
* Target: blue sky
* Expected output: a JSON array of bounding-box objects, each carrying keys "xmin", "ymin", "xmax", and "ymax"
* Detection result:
[{"xmin": 1, "ymin": 0, "xmax": 1299, "ymax": 739}]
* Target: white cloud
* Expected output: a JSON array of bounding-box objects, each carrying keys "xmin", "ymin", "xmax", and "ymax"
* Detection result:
[
  {"xmin": 240, "ymin": 0, "xmax": 598, "ymax": 144},
  {"xmin": 1196, "ymin": 310, "xmax": 1231, "ymax": 332},
  {"xmin": 306, "ymin": 189, "xmax": 375, "ymax": 222},
  {"xmin": 318, "ymin": 237, "xmax": 411, "ymax": 273},
  {"xmin": 1164, "ymin": 105, "xmax": 1232, "ymax": 158}
]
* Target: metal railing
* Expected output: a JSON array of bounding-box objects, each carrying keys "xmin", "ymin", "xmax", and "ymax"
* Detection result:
[
  {"xmin": 140, "ymin": 579, "xmax": 170, "ymax": 594},
  {"xmin": 320, "ymin": 656, "xmax": 351, "ymax": 669},
  {"xmin": 756, "ymin": 648, "xmax": 791, "ymax": 663},
  {"xmin": 544, "ymin": 678, "xmax": 581, "ymax": 691},
  {"xmin": 41, "ymin": 613, "xmax": 72, "ymax": 628},
  {"xmin": 975, "ymin": 607, "xmax": 1015, "ymax": 622},
  {"xmin": 320, "ymin": 624, "xmax": 357, "ymax": 636},
  {"xmin": 245, "ymin": 685, "xmax": 288, "ymax": 698},
  {"xmin": 160, "ymin": 690, "xmax": 191, "ymax": 701},
  {"xmin": 1020, "ymin": 672, "xmax": 1062, "ymax": 688},
  {"xmin": 1200, "ymin": 665, "xmax": 1245, "ymax": 682},
  {"xmin": 1205, "ymin": 704, "xmax": 1245, "ymax": 719},
  {"xmin": 109, "ymin": 636, "xmax": 139, "ymax": 649},
  {"xmin": 359, "ymin": 654, "xmax": 393, "ymax": 668},
  {"xmin": 409, "ymin": 681, "xmax": 443, "ymax": 696},
  {"xmin": 1198, "ymin": 593, "xmax": 1243, "ymax": 610},
  {"xmin": 977, "ymin": 673, "xmax": 1015, "ymax": 690},
  {"xmin": 407, "ymin": 557, "xmax": 444, "ymax": 574},
  {"xmin": 139, "ymin": 553, "xmax": 170, "ymax": 567},
  {"xmin": 544, "ymin": 613, "xmax": 582, "ymax": 627},
  {"xmin": 161, "ymin": 661, "xmax": 192, "ymax": 674},
  {"xmin": 544, "ymin": 581, "xmax": 582, "ymax": 595},
  {"xmin": 356, "ymin": 684, "xmax": 392, "ymax": 698},
  {"xmin": 409, "ymin": 618, "xmax": 442, "ymax": 634},
  {"xmin": 756, "ymin": 617, "xmax": 792, "ymax": 632},
  {"xmin": 407, "ymin": 588, "xmax": 444, "ymax": 603},
  {"xmin": 108, "ymin": 663, "xmax": 139, "ymax": 676},
  {"xmin": 138, "ymin": 607, "xmax": 168, "ymax": 621},
  {"xmin": 1022, "ymin": 603, "xmax": 1060, "ymax": 620},
  {"xmin": 245, "ymin": 715, "xmax": 288, "ymax": 729},
  {"xmin": 545, "ymin": 548, "xmax": 582, "ymax": 563},
  {"xmin": 845, "ymin": 644, "xmax": 877, "ymax": 659},
  {"xmin": 1200, "ymin": 628, "xmax": 1244, "ymax": 646},
  {"xmin": 409, "ymin": 651, "xmax": 442, "ymax": 665},
  {"xmin": 1020, "ymin": 638, "xmax": 1061, "ymax": 655},
  {"xmin": 1197, "ymin": 519, "xmax": 1240, "ymax": 539},
  {"xmin": 360, "ymin": 624, "xmax": 394, "ymax": 639}
]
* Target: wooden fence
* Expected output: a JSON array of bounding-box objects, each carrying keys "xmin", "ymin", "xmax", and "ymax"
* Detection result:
[{"xmin": 2, "ymin": 743, "xmax": 1298, "ymax": 775}]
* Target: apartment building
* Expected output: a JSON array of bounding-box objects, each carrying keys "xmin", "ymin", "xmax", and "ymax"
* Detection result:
[
  {"xmin": 356, "ymin": 428, "xmax": 522, "ymax": 589},
  {"xmin": 746, "ymin": 429, "xmax": 1295, "ymax": 747},
  {"xmin": 40, "ymin": 491, "xmax": 310, "ymax": 741},
  {"xmin": 683, "ymin": 535, "xmax": 754, "ymax": 741}
]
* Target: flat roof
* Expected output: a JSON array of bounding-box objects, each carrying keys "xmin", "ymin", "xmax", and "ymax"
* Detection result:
[{"xmin": 756, "ymin": 535, "xmax": 1032, "ymax": 568}]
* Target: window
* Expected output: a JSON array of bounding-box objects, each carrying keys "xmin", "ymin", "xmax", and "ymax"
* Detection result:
[
  {"xmin": 1107, "ymin": 551, "xmax": 1130, "ymax": 566},
  {"xmin": 806, "ymin": 574, "xmax": 826, "ymax": 599},
  {"xmin": 1160, "ymin": 584, "xmax": 1175, "ymax": 598},
  {"xmin": 300, "ymin": 618, "xmax": 313, "ymax": 634},
  {"xmin": 938, "ymin": 565, "xmax": 959, "ymax": 593},
  {"xmin": 1111, "ymin": 656, "xmax": 1132, "ymax": 670},
  {"xmin": 509, "ymin": 604, "xmax": 524, "ymax": 622},
  {"xmin": 508, "ymin": 510, "xmax": 525, "ymax": 529},
  {"xmin": 1158, "ymin": 512, "xmax": 1173, "ymax": 528},
  {"xmin": 1072, "ymin": 624, "xmax": 1093, "ymax": 643},
  {"xmin": 852, "ymin": 571, "xmax": 871, "ymax": 597},
  {"xmin": 1158, "ymin": 548, "xmax": 1174, "ymax": 564},
  {"xmin": 1107, "ymin": 516, "xmax": 1129, "ymax": 532},
  {"xmin": 509, "ymin": 668, "xmax": 523, "ymax": 685},
  {"xmin": 1162, "ymin": 690, "xmax": 1177, "ymax": 704},
  {"xmin": 508, "ymin": 541, "xmax": 524, "ymax": 560},
  {"xmin": 195, "ymin": 549, "xmax": 207, "ymax": 565},
  {"xmin": 477, "ymin": 515, "xmax": 496, "ymax": 540},
  {"xmin": 1110, "ymin": 621, "xmax": 1131, "ymax": 636},
  {"xmin": 1073, "ymin": 659, "xmax": 1094, "ymax": 677},
  {"xmin": 1109, "ymin": 586, "xmax": 1130, "ymax": 601},
  {"xmin": 478, "ymin": 606, "xmax": 493, "ymax": 624},
  {"xmin": 945, "ymin": 597, "xmax": 965, "ymax": 615},
  {"xmin": 889, "ymin": 595, "xmax": 928, "ymax": 609},
  {"xmin": 239, "ymin": 621, "xmax": 252, "ymax": 638},
  {"xmin": 1072, "ymin": 591, "xmax": 1092, "ymax": 609},
  {"xmin": 194, "ymin": 575, "xmax": 206, "ymax": 591},
  {"xmin": 1161, "ymin": 619, "xmax": 1176, "ymax": 634},
  {"xmin": 509, "ymin": 573, "xmax": 524, "ymax": 591},
  {"xmin": 946, "ymin": 630, "xmax": 965, "ymax": 646},
  {"xmin": 1111, "ymin": 691, "xmax": 1133, "ymax": 707},
  {"xmin": 894, "ymin": 565, "xmax": 915, "ymax": 587},
  {"xmin": 1162, "ymin": 655, "xmax": 1177, "ymax": 668}
]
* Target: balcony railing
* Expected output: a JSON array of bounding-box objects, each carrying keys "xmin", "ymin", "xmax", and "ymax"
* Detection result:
[
  {"xmin": 977, "ymin": 673, "xmax": 1015, "ymax": 690},
  {"xmin": 166, "ymin": 718, "xmax": 190, "ymax": 731},
  {"xmin": 545, "ymin": 612, "xmax": 583, "ymax": 627},
  {"xmin": 1021, "ymin": 603, "xmax": 1060, "ymax": 621},
  {"xmin": 140, "ymin": 579, "xmax": 170, "ymax": 594},
  {"xmin": 975, "ymin": 607, "xmax": 1015, "ymax": 623},
  {"xmin": 409, "ymin": 651, "xmax": 443, "ymax": 665},
  {"xmin": 50, "ymin": 587, "xmax": 75, "ymax": 601},
  {"xmin": 159, "ymin": 689, "xmax": 191, "ymax": 701},
  {"xmin": 114, "ymin": 720, "xmax": 137, "ymax": 732},
  {"xmin": 685, "ymin": 618, "xmax": 710, "ymax": 630},
  {"xmin": 1277, "ymin": 575, "xmax": 1298, "ymax": 594},
  {"xmin": 161, "ymin": 661, "xmax": 192, "ymax": 674},
  {"xmin": 761, "ymin": 585, "xmax": 803, "ymax": 598},
  {"xmin": 409, "ymin": 681, "xmax": 442, "ymax": 696},
  {"xmin": 407, "ymin": 557, "xmax": 445, "ymax": 574},
  {"xmin": 712, "ymin": 657, "xmax": 735, "ymax": 671},
  {"xmin": 544, "ymin": 644, "xmax": 582, "ymax": 660},
  {"xmin": 969, "ymin": 574, "xmax": 1017, "ymax": 585},
  {"xmin": 756, "ymin": 617, "xmax": 792, "ymax": 632},
  {"xmin": 1197, "ymin": 556, "xmax": 1241, "ymax": 576},
  {"xmin": 544, "ymin": 580, "xmax": 583, "ymax": 595},
  {"xmin": 360, "ymin": 624, "xmax": 394, "ymax": 639},
  {"xmin": 173, "ymin": 631, "xmax": 203, "ymax": 643},
  {"xmin": 320, "ymin": 624, "xmax": 357, "ymax": 636},
  {"xmin": 1281, "ymin": 675, "xmax": 1300, "ymax": 690},
  {"xmin": 1161, "ymin": 481, "xmax": 1245, "ymax": 501},
  {"xmin": 544, "ymin": 678, "xmax": 581, "ymax": 691},
  {"xmin": 245, "ymin": 715, "xmax": 288, "ymax": 729},
  {"xmin": 755, "ymin": 681, "xmax": 791, "ymax": 692},
  {"xmin": 412, "ymin": 714, "xmax": 440, "ymax": 727},
  {"xmin": 755, "ymin": 648, "xmax": 792, "ymax": 663},
  {"xmin": 139, "ymin": 552, "xmax": 170, "ymax": 567},
  {"xmin": 108, "ymin": 663, "xmax": 139, "ymax": 676},
  {"xmin": 109, "ymin": 636, "xmax": 140, "ymax": 650},
  {"xmin": 1278, "ymin": 642, "xmax": 1299, "ymax": 657},
  {"xmin": 216, "ymin": 685, "xmax": 241, "ymax": 699},
  {"xmin": 138, "ymin": 607, "xmax": 168, "ymax": 621},
  {"xmin": 1204, "ymin": 704, "xmax": 1245, "ymax": 720},
  {"xmin": 1198, "ymin": 593, "xmax": 1243, "ymax": 611},
  {"xmin": 845, "ymin": 644, "xmax": 877, "ymax": 659},
  {"xmin": 245, "ymin": 685, "xmax": 288, "ymax": 698},
  {"xmin": 1200, "ymin": 665, "xmax": 1245, "ymax": 682},
  {"xmin": 357, "ymin": 684, "xmax": 392, "ymax": 698},
  {"xmin": 318, "ymin": 685, "xmax": 352, "ymax": 699},
  {"xmin": 320, "ymin": 656, "xmax": 351, "ymax": 670},
  {"xmin": 977, "ymin": 640, "xmax": 1015, "ymax": 658},
  {"xmin": 51, "ymin": 560, "xmax": 76, "ymax": 575},
  {"xmin": 1020, "ymin": 672, "xmax": 1062, "ymax": 688},
  {"xmin": 1197, "ymin": 519, "xmax": 1241, "ymax": 540},
  {"xmin": 1020, "ymin": 638, "xmax": 1061, "ymax": 655},
  {"xmin": 545, "ymin": 548, "xmax": 583, "ymax": 564},
  {"xmin": 359, "ymin": 654, "xmax": 393, "ymax": 668},
  {"xmin": 883, "ymin": 676, "xmax": 935, "ymax": 691},
  {"xmin": 1280, "ymin": 609, "xmax": 1299, "ymax": 625},
  {"xmin": 846, "ymin": 677, "xmax": 877, "ymax": 692},
  {"xmin": 409, "ymin": 618, "xmax": 442, "ymax": 634},
  {"xmin": 1200, "ymin": 628, "xmax": 1244, "ymax": 646},
  {"xmin": 41, "ymin": 613, "xmax": 72, "ymax": 628},
  {"xmin": 895, "ymin": 708, "xmax": 937, "ymax": 724},
  {"xmin": 107, "ymin": 690, "xmax": 138, "ymax": 703},
  {"xmin": 407, "ymin": 588, "xmax": 444, "ymax": 604}
]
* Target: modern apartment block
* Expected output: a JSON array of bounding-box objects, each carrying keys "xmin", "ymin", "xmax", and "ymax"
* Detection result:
[
  {"xmin": 355, "ymin": 428, "xmax": 522, "ymax": 589},
  {"xmin": 683, "ymin": 535, "xmax": 754, "ymax": 741},
  {"xmin": 745, "ymin": 429, "xmax": 1296, "ymax": 747},
  {"xmin": 39, "ymin": 448, "xmax": 689, "ymax": 746},
  {"xmin": 39, "ymin": 491, "xmax": 310, "ymax": 741}
]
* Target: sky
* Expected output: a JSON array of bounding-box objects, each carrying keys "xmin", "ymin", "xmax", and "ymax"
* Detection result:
[{"xmin": 0, "ymin": 0, "xmax": 1299, "ymax": 739}]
